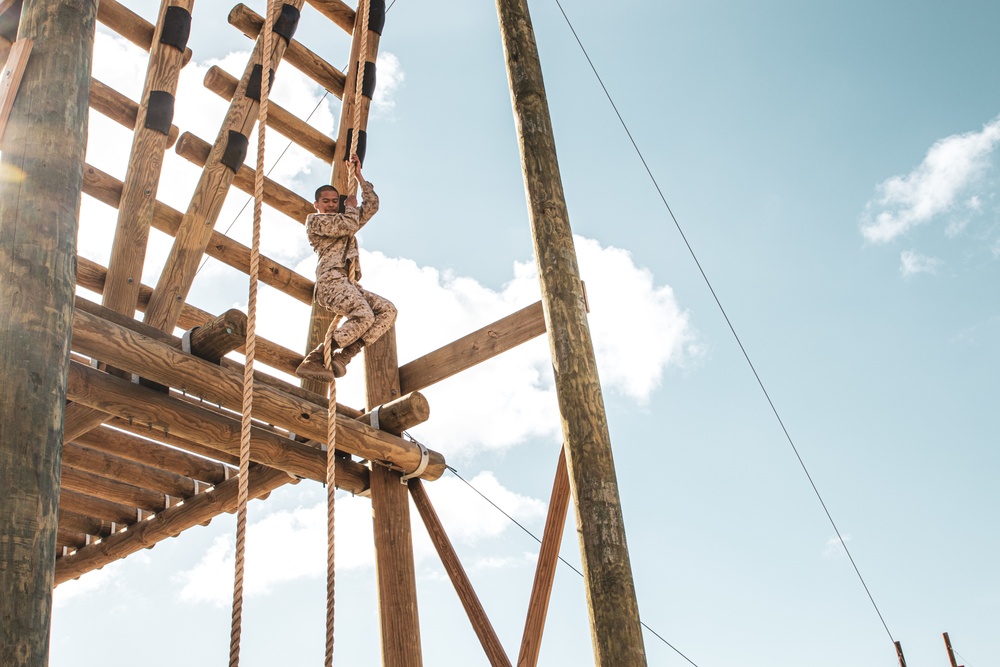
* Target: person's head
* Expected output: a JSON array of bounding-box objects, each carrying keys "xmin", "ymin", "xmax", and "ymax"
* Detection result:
[{"xmin": 314, "ymin": 185, "xmax": 339, "ymax": 213}]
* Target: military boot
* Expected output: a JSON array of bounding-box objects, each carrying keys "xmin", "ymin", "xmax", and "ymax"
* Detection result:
[
  {"xmin": 329, "ymin": 339, "xmax": 364, "ymax": 378},
  {"xmin": 295, "ymin": 344, "xmax": 345, "ymax": 382}
]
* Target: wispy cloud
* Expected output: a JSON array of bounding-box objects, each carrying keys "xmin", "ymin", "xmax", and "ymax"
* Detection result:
[
  {"xmin": 861, "ymin": 117, "xmax": 1000, "ymax": 244},
  {"xmin": 899, "ymin": 250, "xmax": 942, "ymax": 277},
  {"xmin": 823, "ymin": 533, "xmax": 852, "ymax": 558},
  {"xmin": 372, "ymin": 52, "xmax": 405, "ymax": 118}
]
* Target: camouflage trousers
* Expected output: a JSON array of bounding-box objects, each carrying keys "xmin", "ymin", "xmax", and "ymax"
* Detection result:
[{"xmin": 315, "ymin": 270, "xmax": 397, "ymax": 350}]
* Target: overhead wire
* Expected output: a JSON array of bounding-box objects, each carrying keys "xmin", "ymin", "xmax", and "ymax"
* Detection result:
[
  {"xmin": 445, "ymin": 465, "xmax": 700, "ymax": 667},
  {"xmin": 549, "ymin": 0, "xmax": 896, "ymax": 647}
]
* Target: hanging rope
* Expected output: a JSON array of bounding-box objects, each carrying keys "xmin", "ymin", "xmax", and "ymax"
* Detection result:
[
  {"xmin": 323, "ymin": 341, "xmax": 338, "ymax": 667},
  {"xmin": 229, "ymin": 1, "xmax": 276, "ymax": 665},
  {"xmin": 348, "ymin": 0, "xmax": 372, "ymax": 195}
]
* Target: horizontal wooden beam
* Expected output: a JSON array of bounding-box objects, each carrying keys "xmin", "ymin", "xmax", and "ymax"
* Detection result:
[
  {"xmin": 174, "ymin": 131, "xmax": 315, "ymax": 222},
  {"xmin": 66, "ymin": 360, "xmax": 330, "ymax": 484},
  {"xmin": 399, "ymin": 301, "xmax": 547, "ymax": 395},
  {"xmin": 305, "ymin": 0, "xmax": 356, "ymax": 34},
  {"xmin": 96, "ymin": 0, "xmax": 192, "ymax": 65},
  {"xmin": 82, "ymin": 162, "xmax": 315, "ymax": 305},
  {"xmin": 54, "ymin": 465, "xmax": 294, "ymax": 584},
  {"xmin": 90, "ymin": 78, "xmax": 179, "ymax": 150},
  {"xmin": 58, "ymin": 510, "xmax": 120, "ymax": 540},
  {"xmin": 75, "ymin": 255, "xmax": 308, "ymax": 376},
  {"xmin": 63, "ymin": 441, "xmax": 199, "ymax": 499},
  {"xmin": 229, "ymin": 3, "xmax": 346, "ymax": 97},
  {"xmin": 59, "ymin": 488, "xmax": 139, "ymax": 526},
  {"xmin": 107, "ymin": 415, "xmax": 240, "ymax": 468},
  {"xmin": 71, "ymin": 307, "xmax": 447, "ymax": 480},
  {"xmin": 61, "ymin": 467, "xmax": 171, "ymax": 514},
  {"xmin": 75, "ymin": 424, "xmax": 233, "ymax": 485},
  {"xmin": 204, "ymin": 65, "xmax": 336, "ymax": 163}
]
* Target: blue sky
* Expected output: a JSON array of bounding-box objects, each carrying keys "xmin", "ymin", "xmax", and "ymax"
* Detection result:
[{"xmin": 51, "ymin": 1, "xmax": 998, "ymax": 665}]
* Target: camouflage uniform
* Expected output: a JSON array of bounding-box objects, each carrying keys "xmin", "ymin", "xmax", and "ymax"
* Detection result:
[{"xmin": 306, "ymin": 180, "xmax": 397, "ymax": 350}]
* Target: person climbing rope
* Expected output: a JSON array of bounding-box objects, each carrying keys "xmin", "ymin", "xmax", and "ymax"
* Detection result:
[{"xmin": 296, "ymin": 154, "xmax": 397, "ymax": 382}]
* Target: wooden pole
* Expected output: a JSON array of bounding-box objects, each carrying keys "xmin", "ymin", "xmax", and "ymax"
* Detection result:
[
  {"xmin": 0, "ymin": 2, "xmax": 96, "ymax": 662},
  {"xmin": 410, "ymin": 478, "xmax": 511, "ymax": 667},
  {"xmin": 894, "ymin": 640, "xmax": 907, "ymax": 667},
  {"xmin": 494, "ymin": 0, "xmax": 647, "ymax": 663},
  {"xmin": 517, "ymin": 447, "xmax": 571, "ymax": 667},
  {"xmin": 943, "ymin": 633, "xmax": 960, "ymax": 667}
]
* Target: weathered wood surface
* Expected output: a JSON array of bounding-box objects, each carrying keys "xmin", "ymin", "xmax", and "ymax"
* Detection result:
[
  {"xmin": 144, "ymin": 0, "xmax": 305, "ymax": 334},
  {"xmin": 108, "ymin": 415, "xmax": 240, "ymax": 468},
  {"xmin": 398, "ymin": 301, "xmax": 546, "ymax": 395},
  {"xmin": 89, "ymin": 78, "xmax": 179, "ymax": 147},
  {"xmin": 102, "ymin": 0, "xmax": 193, "ymax": 319},
  {"xmin": 187, "ymin": 308, "xmax": 247, "ymax": 363},
  {"xmin": 229, "ymin": 3, "xmax": 346, "ymax": 96},
  {"xmin": 411, "ymin": 479, "xmax": 511, "ymax": 667},
  {"xmin": 204, "ymin": 65, "xmax": 336, "ymax": 163},
  {"xmin": 54, "ymin": 465, "xmax": 298, "ymax": 585},
  {"xmin": 174, "ymin": 131, "xmax": 315, "ymax": 221},
  {"xmin": 74, "ymin": 424, "xmax": 233, "ymax": 484},
  {"xmin": 357, "ymin": 391, "xmax": 430, "ymax": 435},
  {"xmin": 57, "ymin": 510, "xmax": 120, "ymax": 540},
  {"xmin": 59, "ymin": 488, "xmax": 138, "ymax": 527},
  {"xmin": 305, "ymin": 0, "xmax": 355, "ymax": 34},
  {"xmin": 0, "ymin": 2, "xmax": 96, "ymax": 664},
  {"xmin": 62, "ymin": 441, "xmax": 199, "ymax": 499},
  {"xmin": 82, "ymin": 163, "xmax": 315, "ymax": 305},
  {"xmin": 70, "ymin": 305, "xmax": 446, "ymax": 479},
  {"xmin": 66, "ymin": 360, "xmax": 329, "ymax": 483},
  {"xmin": 61, "ymin": 466, "xmax": 172, "ymax": 514},
  {"xmin": 0, "ymin": 36, "xmax": 30, "ymax": 144},
  {"xmin": 96, "ymin": 0, "xmax": 192, "ymax": 64},
  {"xmin": 496, "ymin": 0, "xmax": 647, "ymax": 663},
  {"xmin": 517, "ymin": 447, "xmax": 571, "ymax": 667}
]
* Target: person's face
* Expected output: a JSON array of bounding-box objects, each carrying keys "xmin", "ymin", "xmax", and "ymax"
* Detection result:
[{"xmin": 315, "ymin": 190, "xmax": 339, "ymax": 213}]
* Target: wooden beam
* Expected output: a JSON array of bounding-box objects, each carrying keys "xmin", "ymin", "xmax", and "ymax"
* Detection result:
[
  {"xmin": 229, "ymin": 3, "xmax": 346, "ymax": 97},
  {"xmin": 305, "ymin": 0, "xmax": 355, "ymax": 34},
  {"xmin": 74, "ymin": 424, "xmax": 232, "ymax": 485},
  {"xmin": 96, "ymin": 0, "xmax": 192, "ymax": 65},
  {"xmin": 357, "ymin": 391, "xmax": 430, "ymax": 435},
  {"xmin": 0, "ymin": 1, "xmax": 96, "ymax": 661},
  {"xmin": 204, "ymin": 65, "xmax": 336, "ymax": 163},
  {"xmin": 70, "ymin": 305, "xmax": 446, "ymax": 479},
  {"xmin": 187, "ymin": 308, "xmax": 248, "ymax": 363},
  {"xmin": 59, "ymin": 488, "xmax": 139, "ymax": 526},
  {"xmin": 63, "ymin": 441, "xmax": 199, "ymax": 499},
  {"xmin": 0, "ymin": 37, "xmax": 31, "ymax": 145},
  {"xmin": 108, "ymin": 416, "xmax": 241, "ymax": 468},
  {"xmin": 517, "ymin": 447, "xmax": 571, "ymax": 667},
  {"xmin": 58, "ymin": 510, "xmax": 120, "ymax": 540},
  {"xmin": 410, "ymin": 479, "xmax": 511, "ymax": 667},
  {"xmin": 83, "ymin": 162, "xmax": 315, "ymax": 306},
  {"xmin": 102, "ymin": 0, "xmax": 192, "ymax": 322},
  {"xmin": 89, "ymin": 78, "xmax": 180, "ymax": 147},
  {"xmin": 399, "ymin": 301, "xmax": 546, "ymax": 395},
  {"xmin": 943, "ymin": 633, "xmax": 960, "ymax": 667},
  {"xmin": 496, "ymin": 0, "xmax": 647, "ymax": 662},
  {"xmin": 61, "ymin": 466, "xmax": 172, "ymax": 514},
  {"xmin": 174, "ymin": 131, "xmax": 315, "ymax": 221},
  {"xmin": 144, "ymin": 0, "xmax": 305, "ymax": 334},
  {"xmin": 54, "ymin": 465, "xmax": 296, "ymax": 585}
]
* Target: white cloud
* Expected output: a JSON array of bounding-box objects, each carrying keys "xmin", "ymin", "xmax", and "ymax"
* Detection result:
[
  {"xmin": 861, "ymin": 117, "xmax": 1000, "ymax": 243},
  {"xmin": 899, "ymin": 250, "xmax": 941, "ymax": 277},
  {"xmin": 372, "ymin": 52, "xmax": 405, "ymax": 118},
  {"xmin": 823, "ymin": 533, "xmax": 852, "ymax": 558}
]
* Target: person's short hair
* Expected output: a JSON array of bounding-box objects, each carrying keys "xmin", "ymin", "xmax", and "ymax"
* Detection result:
[{"xmin": 315, "ymin": 184, "xmax": 338, "ymax": 201}]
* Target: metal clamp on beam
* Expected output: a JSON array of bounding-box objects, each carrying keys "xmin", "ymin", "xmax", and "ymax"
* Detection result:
[
  {"xmin": 400, "ymin": 441, "xmax": 429, "ymax": 485},
  {"xmin": 181, "ymin": 327, "xmax": 198, "ymax": 354},
  {"xmin": 369, "ymin": 405, "xmax": 381, "ymax": 431}
]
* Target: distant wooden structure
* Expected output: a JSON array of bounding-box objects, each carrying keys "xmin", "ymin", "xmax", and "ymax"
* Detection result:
[{"xmin": 0, "ymin": 1, "xmax": 646, "ymax": 665}]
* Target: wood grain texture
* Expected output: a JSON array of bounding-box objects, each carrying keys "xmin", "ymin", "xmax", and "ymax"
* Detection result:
[
  {"xmin": 62, "ymin": 441, "xmax": 198, "ymax": 498},
  {"xmin": 0, "ymin": 2, "xmax": 96, "ymax": 662},
  {"xmin": 304, "ymin": 0, "xmax": 355, "ymax": 34},
  {"xmin": 411, "ymin": 479, "xmax": 511, "ymax": 667},
  {"xmin": 496, "ymin": 0, "xmax": 647, "ymax": 662},
  {"xmin": 96, "ymin": 0, "xmax": 192, "ymax": 64},
  {"xmin": 89, "ymin": 78, "xmax": 179, "ymax": 147}
]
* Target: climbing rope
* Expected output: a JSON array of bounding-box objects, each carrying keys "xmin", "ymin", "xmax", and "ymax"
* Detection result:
[
  {"xmin": 323, "ymin": 324, "xmax": 338, "ymax": 667},
  {"xmin": 229, "ymin": 1, "xmax": 276, "ymax": 665}
]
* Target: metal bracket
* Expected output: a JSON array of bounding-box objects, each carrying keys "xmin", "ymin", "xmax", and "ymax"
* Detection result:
[
  {"xmin": 182, "ymin": 327, "xmax": 197, "ymax": 354},
  {"xmin": 368, "ymin": 405, "xmax": 381, "ymax": 431},
  {"xmin": 400, "ymin": 441, "xmax": 429, "ymax": 485}
]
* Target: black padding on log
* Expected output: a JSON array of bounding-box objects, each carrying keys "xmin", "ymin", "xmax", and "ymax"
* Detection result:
[
  {"xmin": 273, "ymin": 4, "xmax": 301, "ymax": 43},
  {"xmin": 343, "ymin": 129, "xmax": 367, "ymax": 165},
  {"xmin": 144, "ymin": 91, "xmax": 175, "ymax": 135},
  {"xmin": 221, "ymin": 131, "xmax": 249, "ymax": 173},
  {"xmin": 361, "ymin": 61, "xmax": 377, "ymax": 99},
  {"xmin": 368, "ymin": 0, "xmax": 386, "ymax": 35},
  {"xmin": 246, "ymin": 64, "xmax": 275, "ymax": 102},
  {"xmin": 160, "ymin": 6, "xmax": 192, "ymax": 51}
]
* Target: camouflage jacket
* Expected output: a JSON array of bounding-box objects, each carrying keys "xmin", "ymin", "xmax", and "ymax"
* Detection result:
[{"xmin": 306, "ymin": 180, "xmax": 379, "ymax": 282}]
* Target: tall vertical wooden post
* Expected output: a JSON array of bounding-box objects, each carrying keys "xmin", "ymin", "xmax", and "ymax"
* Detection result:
[
  {"xmin": 943, "ymin": 632, "xmax": 960, "ymax": 667},
  {"xmin": 0, "ymin": 1, "xmax": 97, "ymax": 664},
  {"xmin": 495, "ymin": 0, "xmax": 648, "ymax": 664}
]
